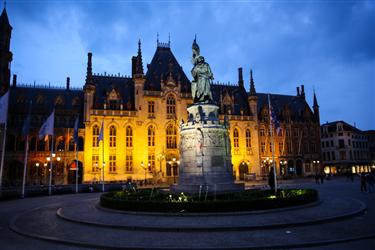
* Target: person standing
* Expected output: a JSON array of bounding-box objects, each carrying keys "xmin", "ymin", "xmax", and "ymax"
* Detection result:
[
  {"xmin": 360, "ymin": 172, "xmax": 367, "ymax": 193},
  {"xmin": 315, "ymin": 172, "xmax": 320, "ymax": 184},
  {"xmin": 268, "ymin": 167, "xmax": 276, "ymax": 192}
]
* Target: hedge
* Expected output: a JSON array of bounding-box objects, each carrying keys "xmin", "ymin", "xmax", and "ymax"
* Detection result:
[{"xmin": 100, "ymin": 188, "xmax": 319, "ymax": 213}]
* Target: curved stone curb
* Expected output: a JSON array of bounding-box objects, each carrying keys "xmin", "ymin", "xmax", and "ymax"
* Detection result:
[
  {"xmin": 96, "ymin": 199, "xmax": 323, "ymax": 217},
  {"xmin": 9, "ymin": 216, "xmax": 375, "ymax": 250},
  {"xmin": 56, "ymin": 198, "xmax": 367, "ymax": 232}
]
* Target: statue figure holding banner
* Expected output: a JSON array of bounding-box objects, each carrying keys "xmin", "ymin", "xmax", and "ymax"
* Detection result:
[{"xmin": 191, "ymin": 37, "xmax": 213, "ymax": 103}]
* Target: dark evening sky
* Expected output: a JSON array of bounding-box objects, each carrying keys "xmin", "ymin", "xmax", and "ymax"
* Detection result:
[{"xmin": 5, "ymin": 0, "xmax": 375, "ymax": 130}]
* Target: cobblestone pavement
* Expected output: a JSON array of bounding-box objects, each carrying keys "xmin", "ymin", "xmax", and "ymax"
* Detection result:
[{"xmin": 0, "ymin": 176, "xmax": 374, "ymax": 249}]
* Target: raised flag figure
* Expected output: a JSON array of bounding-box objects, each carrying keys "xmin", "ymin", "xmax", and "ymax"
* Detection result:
[
  {"xmin": 21, "ymin": 101, "xmax": 32, "ymax": 198},
  {"xmin": 39, "ymin": 110, "xmax": 55, "ymax": 196}
]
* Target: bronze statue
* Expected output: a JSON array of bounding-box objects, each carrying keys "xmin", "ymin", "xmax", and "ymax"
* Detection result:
[{"xmin": 191, "ymin": 37, "xmax": 213, "ymax": 103}]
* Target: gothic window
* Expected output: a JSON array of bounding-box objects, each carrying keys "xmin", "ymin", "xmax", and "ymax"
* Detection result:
[
  {"xmin": 126, "ymin": 154, "xmax": 133, "ymax": 172},
  {"xmin": 260, "ymin": 128, "xmax": 265, "ymax": 137},
  {"xmin": 72, "ymin": 97, "xmax": 80, "ymax": 107},
  {"xmin": 126, "ymin": 126, "xmax": 133, "ymax": 147},
  {"xmin": 148, "ymin": 125, "xmax": 155, "ymax": 147},
  {"xmin": 166, "ymin": 125, "xmax": 177, "ymax": 149},
  {"xmin": 262, "ymin": 112, "xmax": 268, "ymax": 122},
  {"xmin": 148, "ymin": 101, "xmax": 155, "ymax": 114},
  {"xmin": 245, "ymin": 129, "xmax": 251, "ymax": 148},
  {"xmin": 286, "ymin": 128, "xmax": 291, "ymax": 137},
  {"xmin": 166, "ymin": 95, "xmax": 176, "ymax": 115},
  {"xmin": 36, "ymin": 95, "xmax": 45, "ymax": 105},
  {"xmin": 68, "ymin": 138, "xmax": 75, "ymax": 151},
  {"xmin": 109, "ymin": 155, "xmax": 116, "ymax": 172},
  {"xmin": 261, "ymin": 142, "xmax": 266, "ymax": 153},
  {"xmin": 109, "ymin": 125, "xmax": 117, "ymax": 148},
  {"xmin": 269, "ymin": 142, "xmax": 273, "ymax": 152},
  {"xmin": 92, "ymin": 125, "xmax": 99, "ymax": 147},
  {"xmin": 233, "ymin": 129, "xmax": 239, "ymax": 148},
  {"xmin": 279, "ymin": 142, "xmax": 284, "ymax": 153},
  {"xmin": 55, "ymin": 96, "xmax": 64, "ymax": 106},
  {"xmin": 56, "ymin": 137, "xmax": 65, "ymax": 152},
  {"xmin": 148, "ymin": 153, "xmax": 155, "ymax": 172},
  {"xmin": 92, "ymin": 155, "xmax": 99, "ymax": 172}
]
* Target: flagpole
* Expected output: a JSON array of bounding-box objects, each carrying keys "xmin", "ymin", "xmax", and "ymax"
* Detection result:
[
  {"xmin": 21, "ymin": 135, "xmax": 29, "ymax": 198},
  {"xmin": 0, "ymin": 91, "xmax": 9, "ymax": 197},
  {"xmin": 0, "ymin": 120, "xmax": 7, "ymax": 196},
  {"xmin": 48, "ymin": 135, "xmax": 54, "ymax": 196},
  {"xmin": 268, "ymin": 94, "xmax": 278, "ymax": 192},
  {"xmin": 75, "ymin": 141, "xmax": 78, "ymax": 193},
  {"xmin": 101, "ymin": 138, "xmax": 104, "ymax": 192}
]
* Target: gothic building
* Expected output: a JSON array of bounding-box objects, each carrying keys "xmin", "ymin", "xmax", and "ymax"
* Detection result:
[{"xmin": 0, "ymin": 9, "xmax": 322, "ymax": 186}]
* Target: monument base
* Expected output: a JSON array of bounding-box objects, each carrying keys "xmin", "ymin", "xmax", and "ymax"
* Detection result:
[{"xmin": 172, "ymin": 103, "xmax": 244, "ymax": 195}]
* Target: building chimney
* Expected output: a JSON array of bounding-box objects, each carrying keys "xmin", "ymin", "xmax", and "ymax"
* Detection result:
[
  {"xmin": 301, "ymin": 84, "xmax": 305, "ymax": 99},
  {"xmin": 66, "ymin": 77, "xmax": 70, "ymax": 90},
  {"xmin": 238, "ymin": 67, "xmax": 244, "ymax": 87},
  {"xmin": 12, "ymin": 74, "xmax": 17, "ymax": 87},
  {"xmin": 296, "ymin": 86, "xmax": 300, "ymax": 96}
]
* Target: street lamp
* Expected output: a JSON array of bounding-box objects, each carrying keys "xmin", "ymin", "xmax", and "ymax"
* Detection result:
[
  {"xmin": 279, "ymin": 160, "xmax": 287, "ymax": 176},
  {"xmin": 313, "ymin": 160, "xmax": 320, "ymax": 173}
]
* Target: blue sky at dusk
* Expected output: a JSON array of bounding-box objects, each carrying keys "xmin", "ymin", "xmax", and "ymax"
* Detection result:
[{"xmin": 5, "ymin": 0, "xmax": 375, "ymax": 130}]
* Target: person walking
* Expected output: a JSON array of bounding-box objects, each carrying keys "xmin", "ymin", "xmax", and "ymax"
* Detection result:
[
  {"xmin": 360, "ymin": 172, "xmax": 367, "ymax": 193},
  {"xmin": 315, "ymin": 172, "xmax": 320, "ymax": 184},
  {"xmin": 367, "ymin": 172, "xmax": 374, "ymax": 193},
  {"xmin": 320, "ymin": 172, "xmax": 325, "ymax": 184},
  {"xmin": 268, "ymin": 167, "xmax": 276, "ymax": 192}
]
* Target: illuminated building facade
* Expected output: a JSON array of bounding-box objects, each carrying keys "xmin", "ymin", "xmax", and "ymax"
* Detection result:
[
  {"xmin": 321, "ymin": 121, "xmax": 372, "ymax": 174},
  {"xmin": 1, "ymin": 9, "xmax": 322, "ymax": 186}
]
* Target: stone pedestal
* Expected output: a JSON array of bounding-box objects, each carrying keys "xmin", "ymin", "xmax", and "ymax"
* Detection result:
[{"xmin": 171, "ymin": 103, "xmax": 243, "ymax": 194}]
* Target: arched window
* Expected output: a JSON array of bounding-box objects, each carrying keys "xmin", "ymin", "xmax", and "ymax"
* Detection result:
[
  {"xmin": 37, "ymin": 139, "xmax": 45, "ymax": 151},
  {"xmin": 126, "ymin": 126, "xmax": 133, "ymax": 148},
  {"xmin": 29, "ymin": 137, "xmax": 36, "ymax": 151},
  {"xmin": 148, "ymin": 125, "xmax": 155, "ymax": 147},
  {"xmin": 233, "ymin": 128, "xmax": 239, "ymax": 148},
  {"xmin": 56, "ymin": 137, "xmax": 65, "ymax": 152},
  {"xmin": 166, "ymin": 125, "xmax": 177, "ymax": 149},
  {"xmin": 78, "ymin": 137, "xmax": 84, "ymax": 151},
  {"xmin": 246, "ymin": 129, "xmax": 251, "ymax": 148},
  {"xmin": 68, "ymin": 138, "xmax": 75, "ymax": 151},
  {"xmin": 166, "ymin": 95, "xmax": 176, "ymax": 115},
  {"xmin": 92, "ymin": 125, "xmax": 99, "ymax": 147},
  {"xmin": 109, "ymin": 125, "xmax": 116, "ymax": 148}
]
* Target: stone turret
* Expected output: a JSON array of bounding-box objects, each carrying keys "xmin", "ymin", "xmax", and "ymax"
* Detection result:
[
  {"xmin": 313, "ymin": 90, "xmax": 320, "ymax": 124},
  {"xmin": 133, "ymin": 40, "xmax": 145, "ymax": 111},
  {"xmin": 0, "ymin": 8, "xmax": 12, "ymax": 95},
  {"xmin": 83, "ymin": 52, "xmax": 96, "ymax": 122},
  {"xmin": 248, "ymin": 69, "xmax": 258, "ymax": 117}
]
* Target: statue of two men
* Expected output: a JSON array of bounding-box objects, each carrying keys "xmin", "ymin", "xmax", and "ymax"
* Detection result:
[{"xmin": 191, "ymin": 38, "xmax": 213, "ymax": 103}]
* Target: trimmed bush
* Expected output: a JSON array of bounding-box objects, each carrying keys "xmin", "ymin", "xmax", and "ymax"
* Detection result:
[{"xmin": 100, "ymin": 188, "xmax": 319, "ymax": 213}]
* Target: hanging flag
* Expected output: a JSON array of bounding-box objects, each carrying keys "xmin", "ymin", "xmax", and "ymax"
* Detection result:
[
  {"xmin": 22, "ymin": 101, "xmax": 32, "ymax": 138},
  {"xmin": 98, "ymin": 121, "xmax": 104, "ymax": 142},
  {"xmin": 73, "ymin": 115, "xmax": 79, "ymax": 145},
  {"xmin": 0, "ymin": 91, "xmax": 9, "ymax": 124},
  {"xmin": 38, "ymin": 110, "xmax": 55, "ymax": 140}
]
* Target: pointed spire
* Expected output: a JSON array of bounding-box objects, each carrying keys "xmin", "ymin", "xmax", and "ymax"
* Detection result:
[
  {"xmin": 168, "ymin": 33, "xmax": 170, "ymax": 46},
  {"xmin": 156, "ymin": 32, "xmax": 159, "ymax": 46},
  {"xmin": 135, "ymin": 39, "xmax": 144, "ymax": 76},
  {"xmin": 313, "ymin": 90, "xmax": 319, "ymax": 107},
  {"xmin": 249, "ymin": 69, "xmax": 256, "ymax": 95},
  {"xmin": 0, "ymin": 5, "xmax": 11, "ymax": 31}
]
